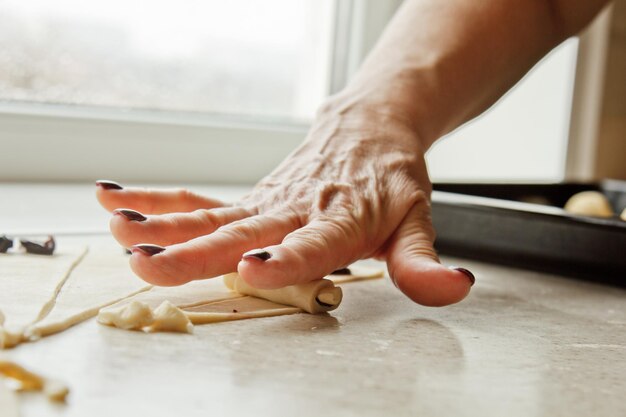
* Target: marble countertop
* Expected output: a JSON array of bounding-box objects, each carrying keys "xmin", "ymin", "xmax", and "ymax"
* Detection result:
[{"xmin": 1, "ymin": 183, "xmax": 625, "ymax": 417}]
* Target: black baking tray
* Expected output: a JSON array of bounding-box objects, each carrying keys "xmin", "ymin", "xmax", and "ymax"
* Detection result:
[{"xmin": 431, "ymin": 180, "xmax": 626, "ymax": 287}]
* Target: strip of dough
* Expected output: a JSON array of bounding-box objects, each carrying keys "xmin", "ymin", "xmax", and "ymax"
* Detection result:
[
  {"xmin": 223, "ymin": 273, "xmax": 342, "ymax": 314},
  {"xmin": 184, "ymin": 296, "xmax": 302, "ymax": 324},
  {"xmin": 328, "ymin": 265, "xmax": 385, "ymax": 284},
  {"xmin": 0, "ymin": 247, "xmax": 88, "ymax": 348},
  {"xmin": 24, "ymin": 244, "xmax": 152, "ymax": 342}
]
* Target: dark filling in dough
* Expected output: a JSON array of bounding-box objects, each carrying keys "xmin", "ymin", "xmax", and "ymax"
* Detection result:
[{"xmin": 20, "ymin": 236, "xmax": 56, "ymax": 255}]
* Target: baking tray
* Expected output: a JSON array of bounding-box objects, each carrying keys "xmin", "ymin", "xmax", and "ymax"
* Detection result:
[{"xmin": 431, "ymin": 180, "xmax": 626, "ymax": 287}]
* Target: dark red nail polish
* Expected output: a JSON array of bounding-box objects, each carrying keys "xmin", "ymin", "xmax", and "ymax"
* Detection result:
[
  {"xmin": 96, "ymin": 180, "xmax": 123, "ymax": 190},
  {"xmin": 331, "ymin": 268, "xmax": 351, "ymax": 275},
  {"xmin": 132, "ymin": 244, "xmax": 166, "ymax": 256},
  {"xmin": 451, "ymin": 266, "xmax": 475, "ymax": 286},
  {"xmin": 114, "ymin": 209, "xmax": 147, "ymax": 222},
  {"xmin": 242, "ymin": 249, "xmax": 271, "ymax": 261}
]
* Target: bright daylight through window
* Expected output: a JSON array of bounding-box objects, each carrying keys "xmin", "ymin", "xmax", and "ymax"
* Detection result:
[{"xmin": 0, "ymin": 0, "xmax": 334, "ymax": 122}]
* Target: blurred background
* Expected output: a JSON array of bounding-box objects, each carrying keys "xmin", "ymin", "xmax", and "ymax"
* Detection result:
[{"xmin": 0, "ymin": 0, "xmax": 624, "ymax": 184}]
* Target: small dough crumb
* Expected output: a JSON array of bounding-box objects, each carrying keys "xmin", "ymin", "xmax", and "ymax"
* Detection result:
[
  {"xmin": 0, "ymin": 328, "xmax": 23, "ymax": 349},
  {"xmin": 98, "ymin": 300, "xmax": 155, "ymax": 330},
  {"xmin": 564, "ymin": 191, "xmax": 614, "ymax": 218},
  {"xmin": 146, "ymin": 301, "xmax": 193, "ymax": 334}
]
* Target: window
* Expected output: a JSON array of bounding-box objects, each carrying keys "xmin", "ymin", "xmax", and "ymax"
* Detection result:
[
  {"xmin": 427, "ymin": 39, "xmax": 579, "ymax": 182},
  {"xmin": 0, "ymin": 1, "xmax": 610, "ymax": 184},
  {"xmin": 0, "ymin": 0, "xmax": 334, "ymax": 122}
]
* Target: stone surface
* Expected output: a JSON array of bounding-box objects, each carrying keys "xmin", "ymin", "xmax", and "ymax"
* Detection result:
[{"xmin": 2, "ymin": 183, "xmax": 625, "ymax": 417}]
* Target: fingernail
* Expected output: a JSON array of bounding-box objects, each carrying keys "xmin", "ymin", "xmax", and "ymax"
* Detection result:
[
  {"xmin": 132, "ymin": 244, "xmax": 166, "ymax": 256},
  {"xmin": 96, "ymin": 180, "xmax": 123, "ymax": 190},
  {"xmin": 114, "ymin": 208, "xmax": 147, "ymax": 222},
  {"xmin": 450, "ymin": 266, "xmax": 475, "ymax": 286},
  {"xmin": 242, "ymin": 249, "xmax": 272, "ymax": 262}
]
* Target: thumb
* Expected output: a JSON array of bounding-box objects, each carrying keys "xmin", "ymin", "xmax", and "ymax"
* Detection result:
[{"xmin": 385, "ymin": 198, "xmax": 474, "ymax": 307}]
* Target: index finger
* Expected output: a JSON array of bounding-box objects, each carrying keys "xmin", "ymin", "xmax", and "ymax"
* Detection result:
[{"xmin": 96, "ymin": 180, "xmax": 227, "ymax": 214}]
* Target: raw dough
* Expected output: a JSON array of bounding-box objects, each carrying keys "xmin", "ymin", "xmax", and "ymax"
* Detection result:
[
  {"xmin": 564, "ymin": 191, "xmax": 614, "ymax": 218},
  {"xmin": 98, "ymin": 265, "xmax": 385, "ymax": 332},
  {"xmin": 0, "ymin": 359, "xmax": 69, "ymax": 402},
  {"xmin": 184, "ymin": 297, "xmax": 301, "ymax": 324},
  {"xmin": 223, "ymin": 273, "xmax": 342, "ymax": 314},
  {"xmin": 327, "ymin": 265, "xmax": 385, "ymax": 284},
  {"xmin": 146, "ymin": 301, "xmax": 193, "ymax": 334},
  {"xmin": 24, "ymin": 243, "xmax": 152, "ymax": 342},
  {"xmin": 97, "ymin": 300, "xmax": 154, "ymax": 330},
  {"xmin": 1, "ymin": 243, "xmax": 151, "ymax": 348},
  {"xmin": 0, "ymin": 247, "xmax": 88, "ymax": 348},
  {"xmin": 621, "ymin": 208, "xmax": 626, "ymax": 221}
]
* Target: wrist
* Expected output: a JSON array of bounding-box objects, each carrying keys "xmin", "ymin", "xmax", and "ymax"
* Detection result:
[{"xmin": 321, "ymin": 70, "xmax": 440, "ymax": 150}]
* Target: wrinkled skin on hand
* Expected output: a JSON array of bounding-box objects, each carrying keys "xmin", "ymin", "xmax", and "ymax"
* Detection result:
[{"xmin": 97, "ymin": 101, "xmax": 473, "ymax": 307}]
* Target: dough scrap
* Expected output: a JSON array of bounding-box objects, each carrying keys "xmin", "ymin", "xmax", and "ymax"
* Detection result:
[
  {"xmin": 621, "ymin": 208, "xmax": 626, "ymax": 221},
  {"xmin": 97, "ymin": 300, "xmax": 154, "ymax": 330},
  {"xmin": 0, "ymin": 246, "xmax": 88, "ymax": 348},
  {"xmin": 0, "ymin": 360, "xmax": 69, "ymax": 403},
  {"xmin": 223, "ymin": 273, "xmax": 342, "ymax": 314},
  {"xmin": 146, "ymin": 301, "xmax": 193, "ymax": 334},
  {"xmin": 24, "ymin": 244, "xmax": 152, "ymax": 342},
  {"xmin": 564, "ymin": 191, "xmax": 614, "ymax": 218}
]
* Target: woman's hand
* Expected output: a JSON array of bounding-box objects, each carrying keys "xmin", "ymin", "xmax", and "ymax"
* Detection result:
[{"xmin": 96, "ymin": 96, "xmax": 474, "ymax": 307}]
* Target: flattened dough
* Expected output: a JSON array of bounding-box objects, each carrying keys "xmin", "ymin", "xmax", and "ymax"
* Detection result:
[{"xmin": 98, "ymin": 264, "xmax": 385, "ymax": 332}]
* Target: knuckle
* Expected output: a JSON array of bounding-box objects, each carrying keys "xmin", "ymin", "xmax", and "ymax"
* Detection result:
[{"xmin": 219, "ymin": 219, "xmax": 263, "ymax": 244}]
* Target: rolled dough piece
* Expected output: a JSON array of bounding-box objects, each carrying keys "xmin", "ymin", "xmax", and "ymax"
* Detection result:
[
  {"xmin": 564, "ymin": 191, "xmax": 614, "ymax": 217},
  {"xmin": 621, "ymin": 208, "xmax": 626, "ymax": 221},
  {"xmin": 223, "ymin": 273, "xmax": 342, "ymax": 314},
  {"xmin": 24, "ymin": 244, "xmax": 152, "ymax": 342},
  {"xmin": 97, "ymin": 300, "xmax": 154, "ymax": 330},
  {"xmin": 145, "ymin": 301, "xmax": 193, "ymax": 334}
]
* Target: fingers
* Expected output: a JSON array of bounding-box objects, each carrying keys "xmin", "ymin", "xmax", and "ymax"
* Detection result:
[
  {"xmin": 384, "ymin": 196, "xmax": 474, "ymax": 307},
  {"xmin": 128, "ymin": 213, "xmax": 301, "ymax": 286},
  {"xmin": 110, "ymin": 207, "xmax": 254, "ymax": 248},
  {"xmin": 237, "ymin": 218, "xmax": 359, "ymax": 289},
  {"xmin": 96, "ymin": 180, "xmax": 226, "ymax": 214}
]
